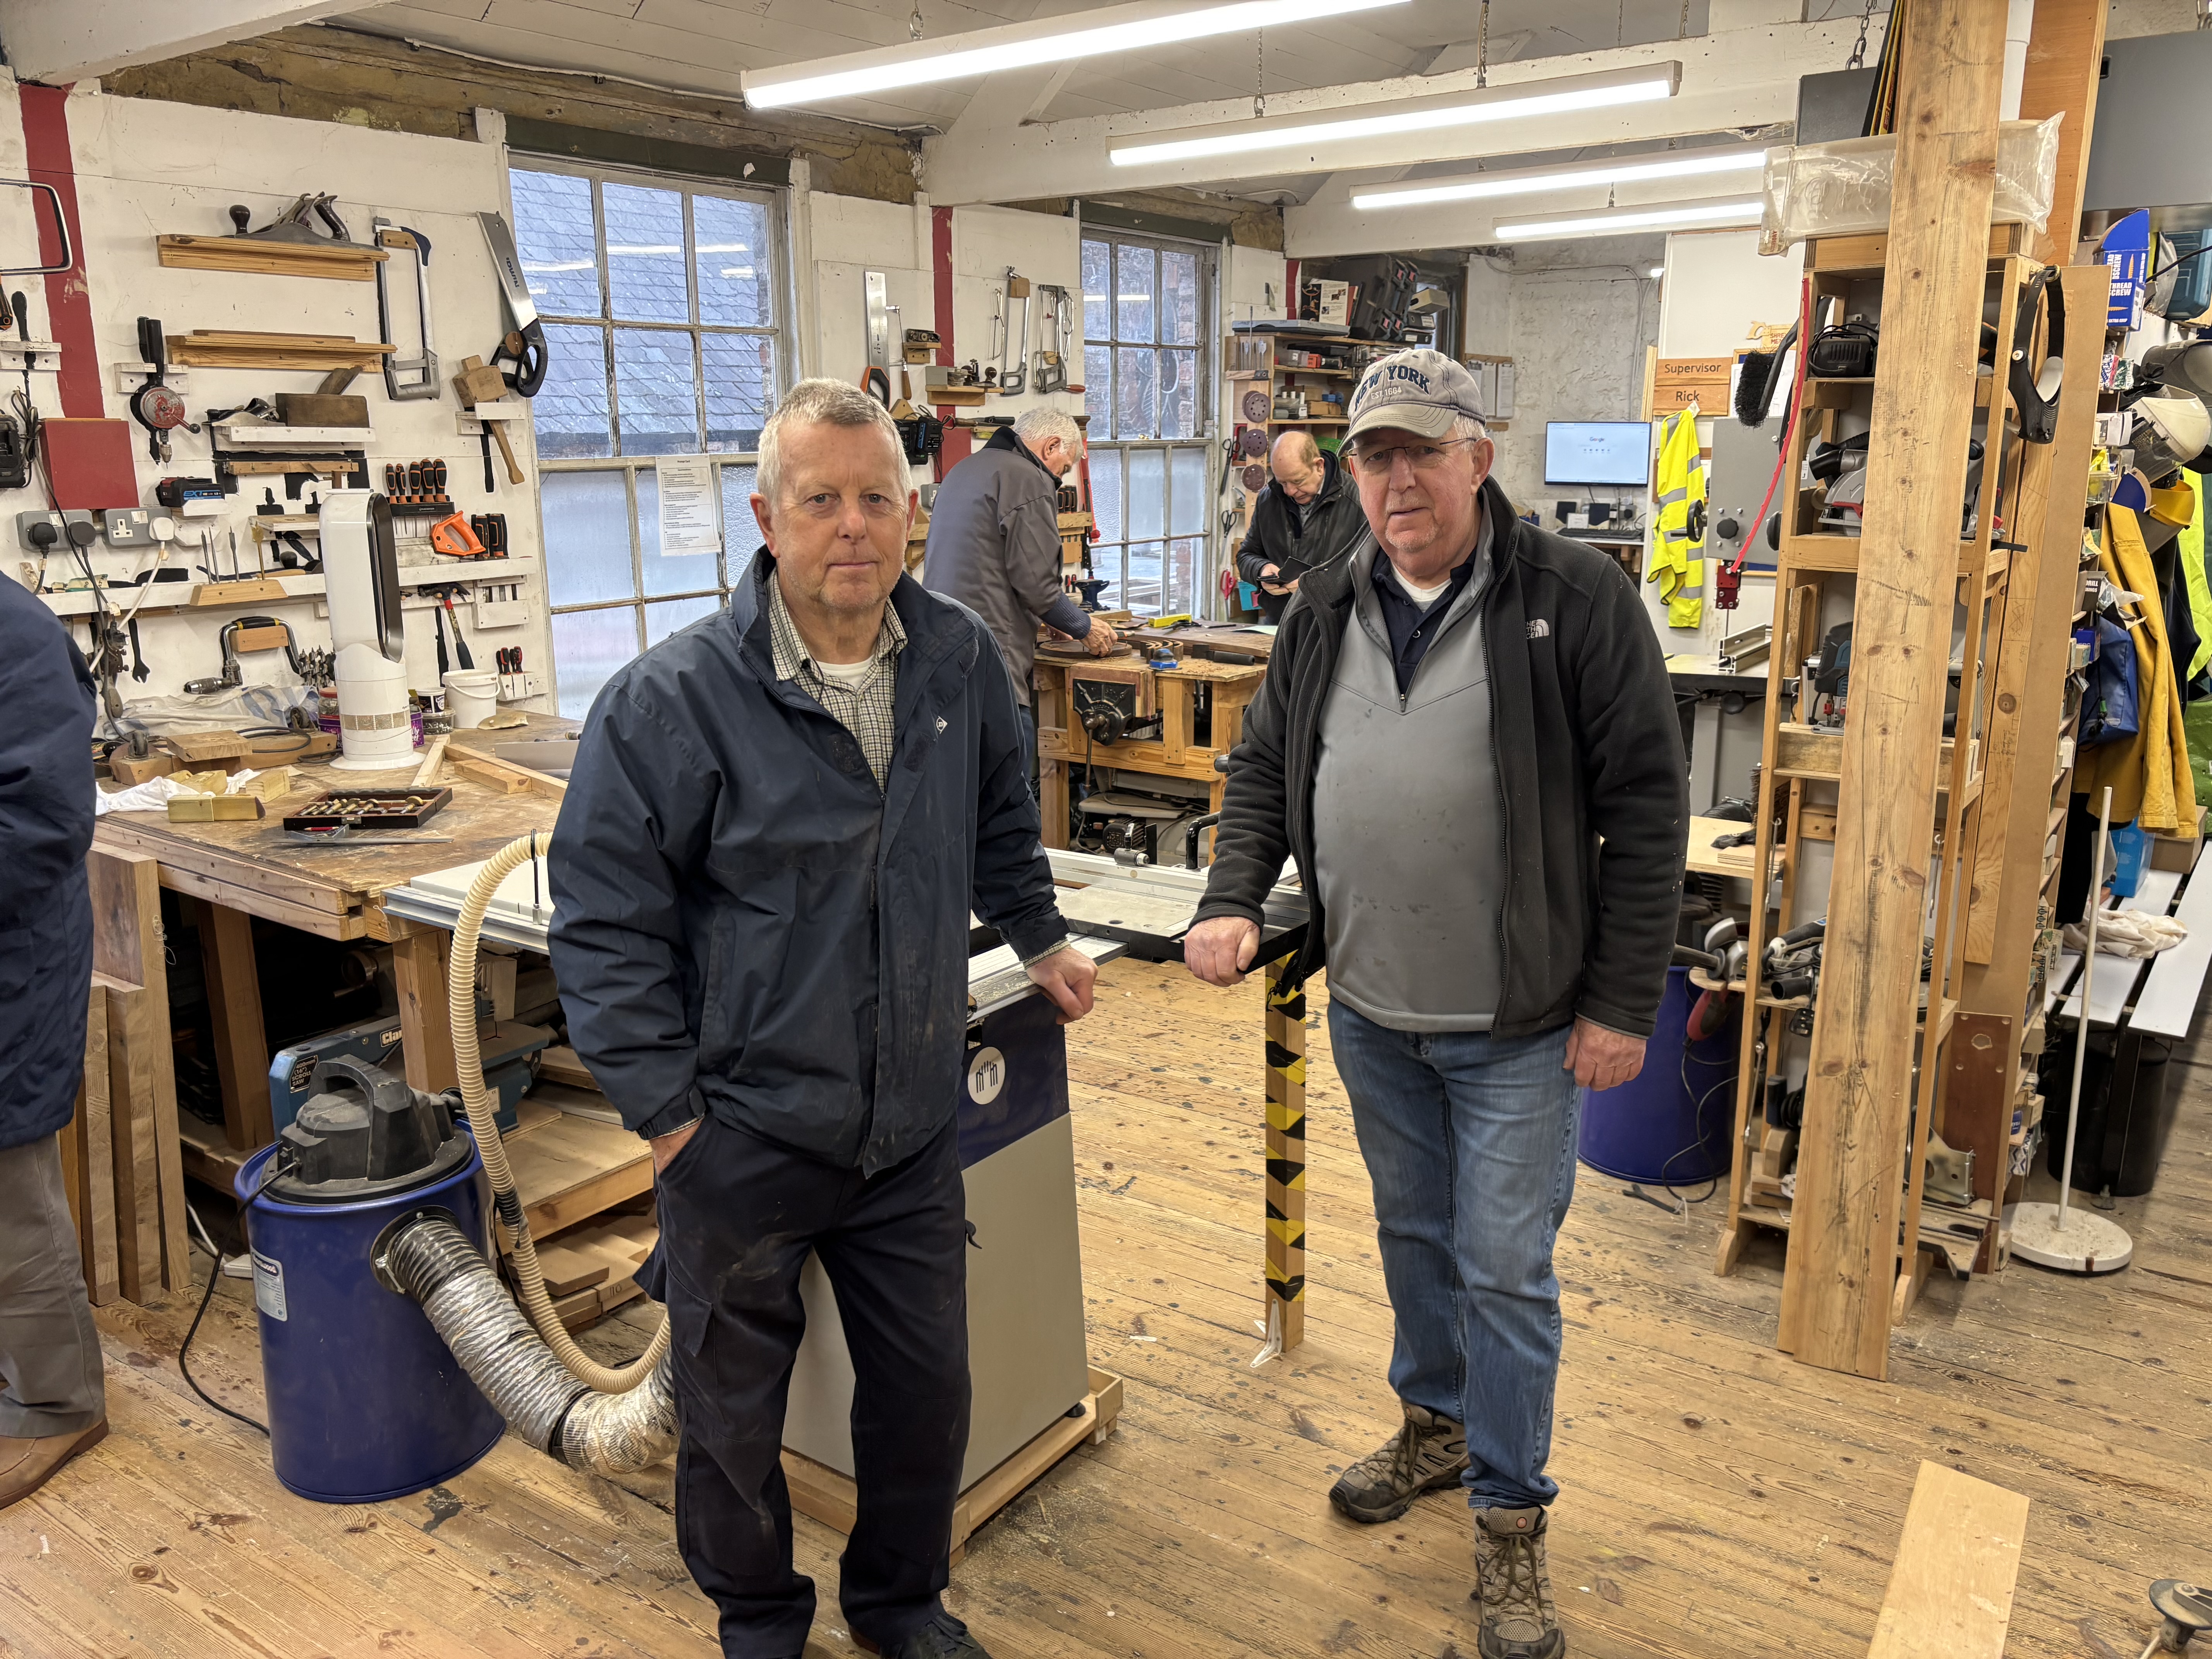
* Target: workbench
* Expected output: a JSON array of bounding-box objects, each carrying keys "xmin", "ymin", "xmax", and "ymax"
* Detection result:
[
  {"xmin": 88, "ymin": 716, "xmax": 580, "ymax": 1193},
  {"xmin": 1034, "ymin": 647, "xmax": 1269, "ymax": 853}
]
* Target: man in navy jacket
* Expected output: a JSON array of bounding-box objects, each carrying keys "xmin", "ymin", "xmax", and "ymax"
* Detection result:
[
  {"xmin": 550, "ymin": 380, "xmax": 1094, "ymax": 1659},
  {"xmin": 0, "ymin": 574, "xmax": 103, "ymax": 1510}
]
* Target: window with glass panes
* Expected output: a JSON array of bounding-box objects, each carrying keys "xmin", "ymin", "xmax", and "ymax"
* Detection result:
[
  {"xmin": 510, "ymin": 159, "xmax": 788, "ymax": 718},
  {"xmin": 1081, "ymin": 232, "xmax": 1212, "ymax": 618}
]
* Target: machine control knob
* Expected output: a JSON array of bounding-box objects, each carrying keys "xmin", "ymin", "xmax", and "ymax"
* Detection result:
[{"xmin": 1715, "ymin": 514, "xmax": 1742, "ymax": 541}]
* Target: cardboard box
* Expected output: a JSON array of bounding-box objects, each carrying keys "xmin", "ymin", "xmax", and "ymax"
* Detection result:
[{"xmin": 2150, "ymin": 806, "xmax": 2205, "ymax": 872}]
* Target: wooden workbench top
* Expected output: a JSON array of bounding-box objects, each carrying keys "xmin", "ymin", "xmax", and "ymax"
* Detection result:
[{"xmin": 92, "ymin": 714, "xmax": 574, "ymax": 939}]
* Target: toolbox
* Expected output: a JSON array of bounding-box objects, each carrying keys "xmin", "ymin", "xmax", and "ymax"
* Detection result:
[{"xmin": 283, "ymin": 787, "xmax": 452, "ymax": 832}]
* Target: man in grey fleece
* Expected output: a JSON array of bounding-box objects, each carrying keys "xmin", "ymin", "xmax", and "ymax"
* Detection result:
[
  {"xmin": 1186, "ymin": 350, "xmax": 1685, "ymax": 1659},
  {"xmin": 922, "ymin": 407, "xmax": 1117, "ymax": 782}
]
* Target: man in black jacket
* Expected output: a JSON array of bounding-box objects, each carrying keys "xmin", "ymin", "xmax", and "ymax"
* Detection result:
[
  {"xmin": 1234, "ymin": 431, "xmax": 1369, "ymax": 623},
  {"xmin": 1186, "ymin": 351, "xmax": 1685, "ymax": 1659},
  {"xmin": 0, "ymin": 575, "xmax": 104, "ymax": 1511},
  {"xmin": 550, "ymin": 380, "xmax": 1096, "ymax": 1659}
]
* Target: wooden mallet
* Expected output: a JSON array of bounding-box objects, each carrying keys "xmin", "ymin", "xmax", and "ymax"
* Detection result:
[{"xmin": 455, "ymin": 354, "xmax": 524, "ymax": 486}]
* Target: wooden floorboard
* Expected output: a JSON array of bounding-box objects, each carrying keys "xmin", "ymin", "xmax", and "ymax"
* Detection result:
[{"xmin": 3, "ymin": 960, "xmax": 2206, "ymax": 1657}]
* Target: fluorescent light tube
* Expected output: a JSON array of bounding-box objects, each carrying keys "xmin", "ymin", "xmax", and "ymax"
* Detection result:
[
  {"xmin": 1496, "ymin": 197, "xmax": 1763, "ymax": 240},
  {"xmin": 743, "ymin": 0, "xmax": 1407, "ymax": 109},
  {"xmin": 1649, "ymin": 266, "xmax": 1666, "ymax": 278},
  {"xmin": 1352, "ymin": 145, "xmax": 1766, "ymax": 210},
  {"xmin": 1109, "ymin": 65, "xmax": 1677, "ymax": 168}
]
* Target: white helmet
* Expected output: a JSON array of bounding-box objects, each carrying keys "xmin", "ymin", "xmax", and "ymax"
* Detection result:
[{"xmin": 2134, "ymin": 390, "xmax": 2212, "ymax": 479}]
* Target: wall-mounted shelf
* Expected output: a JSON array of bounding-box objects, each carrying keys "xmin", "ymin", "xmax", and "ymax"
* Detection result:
[
  {"xmin": 211, "ymin": 422, "xmax": 375, "ymax": 450},
  {"xmin": 167, "ymin": 331, "xmax": 395, "ymax": 372},
  {"xmin": 156, "ymin": 234, "xmax": 388, "ymax": 283},
  {"xmin": 36, "ymin": 556, "xmax": 539, "ymax": 618},
  {"xmin": 0, "ymin": 339, "xmax": 62, "ymax": 371}
]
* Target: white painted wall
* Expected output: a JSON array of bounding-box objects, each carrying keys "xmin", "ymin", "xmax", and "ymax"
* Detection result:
[
  {"xmin": 15, "ymin": 81, "xmax": 553, "ymax": 717},
  {"xmin": 1491, "ymin": 259, "xmax": 1661, "ymax": 516}
]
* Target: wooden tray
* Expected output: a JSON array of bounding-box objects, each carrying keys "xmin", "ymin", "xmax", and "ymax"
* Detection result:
[{"xmin": 282, "ymin": 787, "xmax": 452, "ymax": 831}]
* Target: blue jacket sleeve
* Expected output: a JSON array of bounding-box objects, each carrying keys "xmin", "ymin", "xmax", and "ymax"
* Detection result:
[
  {"xmin": 0, "ymin": 592, "xmax": 94, "ymax": 926},
  {"xmin": 967, "ymin": 630, "xmax": 1066, "ymax": 962},
  {"xmin": 546, "ymin": 682, "xmax": 720, "ymax": 1139}
]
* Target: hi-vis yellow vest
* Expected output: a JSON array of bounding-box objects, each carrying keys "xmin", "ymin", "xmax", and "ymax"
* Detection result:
[{"xmin": 1651, "ymin": 410, "xmax": 1706, "ymax": 629}]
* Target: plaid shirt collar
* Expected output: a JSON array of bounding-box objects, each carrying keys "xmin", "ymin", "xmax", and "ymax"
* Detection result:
[{"xmin": 766, "ymin": 568, "xmax": 906, "ymax": 685}]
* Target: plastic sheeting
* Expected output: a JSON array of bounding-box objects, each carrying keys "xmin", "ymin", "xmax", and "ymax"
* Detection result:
[{"xmin": 1760, "ymin": 115, "xmax": 2063, "ymax": 255}]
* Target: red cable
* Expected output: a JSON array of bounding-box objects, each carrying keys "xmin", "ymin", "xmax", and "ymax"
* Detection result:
[{"xmin": 1735, "ymin": 275, "xmax": 1814, "ymax": 577}]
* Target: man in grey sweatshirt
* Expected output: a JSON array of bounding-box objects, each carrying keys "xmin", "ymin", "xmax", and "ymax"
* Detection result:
[
  {"xmin": 922, "ymin": 407, "xmax": 1117, "ymax": 787},
  {"xmin": 1187, "ymin": 350, "xmax": 1686, "ymax": 1659}
]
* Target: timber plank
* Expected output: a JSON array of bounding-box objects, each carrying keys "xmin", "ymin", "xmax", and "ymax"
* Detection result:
[
  {"xmin": 1865, "ymin": 1462, "xmax": 2030, "ymax": 1657},
  {"xmin": 1781, "ymin": 0, "xmax": 2009, "ymax": 1382}
]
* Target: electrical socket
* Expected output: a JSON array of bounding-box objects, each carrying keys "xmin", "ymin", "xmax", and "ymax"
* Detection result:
[{"xmin": 101, "ymin": 508, "xmax": 159, "ymax": 548}]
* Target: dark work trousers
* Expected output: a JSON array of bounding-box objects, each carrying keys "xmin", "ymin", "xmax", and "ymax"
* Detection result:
[{"xmin": 644, "ymin": 1113, "xmax": 971, "ymax": 1659}]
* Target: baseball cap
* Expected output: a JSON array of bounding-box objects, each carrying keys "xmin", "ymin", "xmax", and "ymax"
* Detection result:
[{"xmin": 1345, "ymin": 348, "xmax": 1488, "ymax": 443}]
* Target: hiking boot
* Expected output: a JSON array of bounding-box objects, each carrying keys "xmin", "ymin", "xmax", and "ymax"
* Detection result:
[
  {"xmin": 0, "ymin": 1420, "xmax": 107, "ymax": 1511},
  {"xmin": 859, "ymin": 1611, "xmax": 991, "ymax": 1659},
  {"xmin": 1328, "ymin": 1401, "xmax": 1468, "ymax": 1523},
  {"xmin": 1472, "ymin": 1504, "xmax": 1564, "ymax": 1659}
]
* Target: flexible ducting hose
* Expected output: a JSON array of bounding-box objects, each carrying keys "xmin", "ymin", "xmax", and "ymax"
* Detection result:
[
  {"xmin": 444, "ymin": 830, "xmax": 671, "ymax": 1393},
  {"xmin": 385, "ymin": 1212, "xmax": 675, "ymax": 1473}
]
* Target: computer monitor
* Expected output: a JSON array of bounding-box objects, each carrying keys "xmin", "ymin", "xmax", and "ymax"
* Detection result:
[{"xmin": 1544, "ymin": 421, "xmax": 1653, "ymax": 488}]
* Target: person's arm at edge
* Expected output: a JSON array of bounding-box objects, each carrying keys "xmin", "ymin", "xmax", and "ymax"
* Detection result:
[
  {"xmin": 0, "ymin": 602, "xmax": 95, "ymax": 920},
  {"xmin": 1572, "ymin": 562, "xmax": 1691, "ymax": 1041},
  {"xmin": 546, "ymin": 683, "xmax": 720, "ymax": 1140}
]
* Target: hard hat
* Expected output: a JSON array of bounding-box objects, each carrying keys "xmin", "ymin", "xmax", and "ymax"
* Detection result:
[{"xmin": 2134, "ymin": 390, "xmax": 2212, "ymax": 479}]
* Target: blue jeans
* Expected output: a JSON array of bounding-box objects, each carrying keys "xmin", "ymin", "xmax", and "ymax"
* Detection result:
[{"xmin": 1327, "ymin": 1001, "xmax": 1582, "ymax": 1510}]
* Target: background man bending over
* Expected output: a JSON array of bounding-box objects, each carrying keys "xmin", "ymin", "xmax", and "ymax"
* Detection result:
[
  {"xmin": 1185, "ymin": 350, "xmax": 1685, "ymax": 1659},
  {"xmin": 1235, "ymin": 429, "xmax": 1369, "ymax": 623},
  {"xmin": 551, "ymin": 379, "xmax": 1097, "ymax": 1659},
  {"xmin": 924, "ymin": 406, "xmax": 1116, "ymax": 785}
]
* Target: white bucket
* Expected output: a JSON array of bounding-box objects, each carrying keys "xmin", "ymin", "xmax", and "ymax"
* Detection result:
[{"xmin": 443, "ymin": 669, "xmax": 499, "ymax": 729}]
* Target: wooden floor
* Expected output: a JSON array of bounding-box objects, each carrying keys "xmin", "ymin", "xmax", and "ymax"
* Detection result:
[{"xmin": 5, "ymin": 960, "xmax": 2209, "ymax": 1658}]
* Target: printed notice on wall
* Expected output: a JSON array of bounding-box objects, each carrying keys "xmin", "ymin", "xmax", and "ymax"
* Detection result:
[{"xmin": 658, "ymin": 454, "xmax": 721, "ymax": 556}]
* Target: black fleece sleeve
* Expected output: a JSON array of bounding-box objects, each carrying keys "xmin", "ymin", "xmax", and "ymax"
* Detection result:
[
  {"xmin": 1572, "ymin": 565, "xmax": 1690, "ymax": 1037},
  {"xmin": 1191, "ymin": 612, "xmax": 1300, "ymax": 927},
  {"xmin": 1235, "ymin": 498, "xmax": 1277, "ymax": 586}
]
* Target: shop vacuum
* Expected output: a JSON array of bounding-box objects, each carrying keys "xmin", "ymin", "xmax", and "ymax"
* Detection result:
[{"xmin": 236, "ymin": 834, "xmax": 676, "ymax": 1503}]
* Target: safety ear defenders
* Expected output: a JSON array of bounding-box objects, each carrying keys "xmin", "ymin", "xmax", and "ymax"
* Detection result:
[{"xmin": 2011, "ymin": 265, "xmax": 2066, "ymax": 445}]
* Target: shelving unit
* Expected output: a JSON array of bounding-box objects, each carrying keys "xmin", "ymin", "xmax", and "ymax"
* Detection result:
[
  {"xmin": 1712, "ymin": 222, "xmax": 2088, "ymax": 1372},
  {"xmin": 1228, "ymin": 333, "xmax": 1359, "ymax": 431}
]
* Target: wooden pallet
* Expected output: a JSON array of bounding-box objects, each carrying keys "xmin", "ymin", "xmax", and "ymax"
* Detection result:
[{"xmin": 781, "ymin": 1367, "xmax": 1123, "ymax": 1564}]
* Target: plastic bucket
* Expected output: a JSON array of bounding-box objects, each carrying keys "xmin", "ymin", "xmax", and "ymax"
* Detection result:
[
  {"xmin": 443, "ymin": 670, "xmax": 498, "ymax": 730},
  {"xmin": 1577, "ymin": 965, "xmax": 1740, "ymax": 1185}
]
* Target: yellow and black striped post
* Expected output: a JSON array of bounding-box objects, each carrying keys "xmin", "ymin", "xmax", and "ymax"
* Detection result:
[{"xmin": 1262, "ymin": 953, "xmax": 1307, "ymax": 1353}]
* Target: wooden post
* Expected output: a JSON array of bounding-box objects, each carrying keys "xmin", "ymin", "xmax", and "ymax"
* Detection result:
[
  {"xmin": 197, "ymin": 898, "xmax": 274, "ymax": 1151},
  {"xmin": 1261, "ymin": 954, "xmax": 1307, "ymax": 1354},
  {"xmin": 2018, "ymin": 0, "xmax": 2110, "ymax": 268},
  {"xmin": 1778, "ymin": 0, "xmax": 2005, "ymax": 1381},
  {"xmin": 393, "ymin": 929, "xmax": 461, "ymax": 1095},
  {"xmin": 70, "ymin": 986, "xmax": 119, "ymax": 1307}
]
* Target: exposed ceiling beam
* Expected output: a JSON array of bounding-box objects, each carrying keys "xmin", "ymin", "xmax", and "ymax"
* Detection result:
[
  {"xmin": 0, "ymin": 0, "xmax": 358, "ymax": 84},
  {"xmin": 924, "ymin": 12, "xmax": 1856, "ymax": 204}
]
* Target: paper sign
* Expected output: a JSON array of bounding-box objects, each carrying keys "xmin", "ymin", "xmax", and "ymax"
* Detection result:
[{"xmin": 657, "ymin": 454, "xmax": 721, "ymax": 556}]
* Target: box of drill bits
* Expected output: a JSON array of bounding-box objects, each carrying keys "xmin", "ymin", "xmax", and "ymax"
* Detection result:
[{"xmin": 282, "ymin": 787, "xmax": 452, "ymax": 832}]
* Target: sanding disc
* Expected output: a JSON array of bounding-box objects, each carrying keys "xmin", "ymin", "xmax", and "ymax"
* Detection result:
[
  {"xmin": 1238, "ymin": 426, "xmax": 1268, "ymax": 459},
  {"xmin": 1242, "ymin": 387, "xmax": 1270, "ymax": 423},
  {"xmin": 1241, "ymin": 463, "xmax": 1266, "ymax": 493}
]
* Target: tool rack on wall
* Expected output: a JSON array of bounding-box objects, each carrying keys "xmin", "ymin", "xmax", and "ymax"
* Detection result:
[{"xmin": 1712, "ymin": 226, "xmax": 2094, "ymax": 1355}]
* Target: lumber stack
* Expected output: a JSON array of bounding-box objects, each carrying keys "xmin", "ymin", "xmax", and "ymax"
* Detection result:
[{"xmin": 61, "ymin": 850, "xmax": 194, "ymax": 1305}]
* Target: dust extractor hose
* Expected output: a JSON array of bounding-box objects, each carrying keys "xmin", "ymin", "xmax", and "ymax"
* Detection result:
[
  {"xmin": 384, "ymin": 1211, "xmax": 675, "ymax": 1472},
  {"xmin": 445, "ymin": 831, "xmax": 671, "ymax": 1393}
]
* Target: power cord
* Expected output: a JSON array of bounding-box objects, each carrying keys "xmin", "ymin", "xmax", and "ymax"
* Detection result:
[{"xmin": 176, "ymin": 1164, "xmax": 287, "ymax": 1438}]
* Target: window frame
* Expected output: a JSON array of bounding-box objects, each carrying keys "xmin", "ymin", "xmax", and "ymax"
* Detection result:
[
  {"xmin": 1081, "ymin": 227, "xmax": 1217, "ymax": 619},
  {"xmin": 511, "ymin": 154, "xmax": 793, "ymax": 712}
]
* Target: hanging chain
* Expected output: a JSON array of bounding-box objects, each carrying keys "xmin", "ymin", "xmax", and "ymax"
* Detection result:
[
  {"xmin": 1846, "ymin": 0, "xmax": 1876, "ymax": 68},
  {"xmin": 910, "ymin": 3, "xmax": 924, "ymax": 40},
  {"xmin": 1678, "ymin": 0, "xmax": 1690, "ymax": 38},
  {"xmin": 1477, "ymin": 0, "xmax": 1491, "ymax": 88},
  {"xmin": 1254, "ymin": 29, "xmax": 1266, "ymax": 118}
]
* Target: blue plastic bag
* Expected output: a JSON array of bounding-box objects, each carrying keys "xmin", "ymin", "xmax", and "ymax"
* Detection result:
[{"xmin": 2080, "ymin": 616, "xmax": 2140, "ymax": 749}]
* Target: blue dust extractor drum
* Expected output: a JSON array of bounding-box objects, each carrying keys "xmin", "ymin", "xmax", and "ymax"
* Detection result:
[
  {"xmin": 236, "ymin": 1056, "xmax": 506, "ymax": 1503},
  {"xmin": 1577, "ymin": 964, "xmax": 1739, "ymax": 1185}
]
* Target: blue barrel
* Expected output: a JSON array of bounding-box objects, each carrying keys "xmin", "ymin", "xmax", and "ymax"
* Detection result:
[
  {"xmin": 236, "ymin": 1141, "xmax": 506, "ymax": 1503},
  {"xmin": 1577, "ymin": 965, "xmax": 1739, "ymax": 1184}
]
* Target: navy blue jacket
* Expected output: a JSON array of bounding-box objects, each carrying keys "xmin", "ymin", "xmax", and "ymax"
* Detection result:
[
  {"xmin": 548, "ymin": 553, "xmax": 1067, "ymax": 1174},
  {"xmin": 0, "ymin": 577, "xmax": 96, "ymax": 1151}
]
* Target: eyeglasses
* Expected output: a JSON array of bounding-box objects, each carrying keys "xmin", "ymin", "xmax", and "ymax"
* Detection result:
[{"xmin": 1345, "ymin": 435, "xmax": 1483, "ymax": 479}]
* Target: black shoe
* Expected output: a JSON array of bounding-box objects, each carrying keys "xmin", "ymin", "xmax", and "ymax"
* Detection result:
[{"xmin": 866, "ymin": 1611, "xmax": 991, "ymax": 1659}]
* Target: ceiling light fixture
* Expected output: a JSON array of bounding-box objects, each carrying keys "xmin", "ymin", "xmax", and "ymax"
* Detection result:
[
  {"xmin": 1108, "ymin": 63, "xmax": 1678, "ymax": 168},
  {"xmin": 742, "ymin": 0, "xmax": 1408, "ymax": 109},
  {"xmin": 1649, "ymin": 265, "xmax": 1666, "ymax": 278},
  {"xmin": 1351, "ymin": 144, "xmax": 1766, "ymax": 211},
  {"xmin": 1495, "ymin": 196, "xmax": 1763, "ymax": 241}
]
